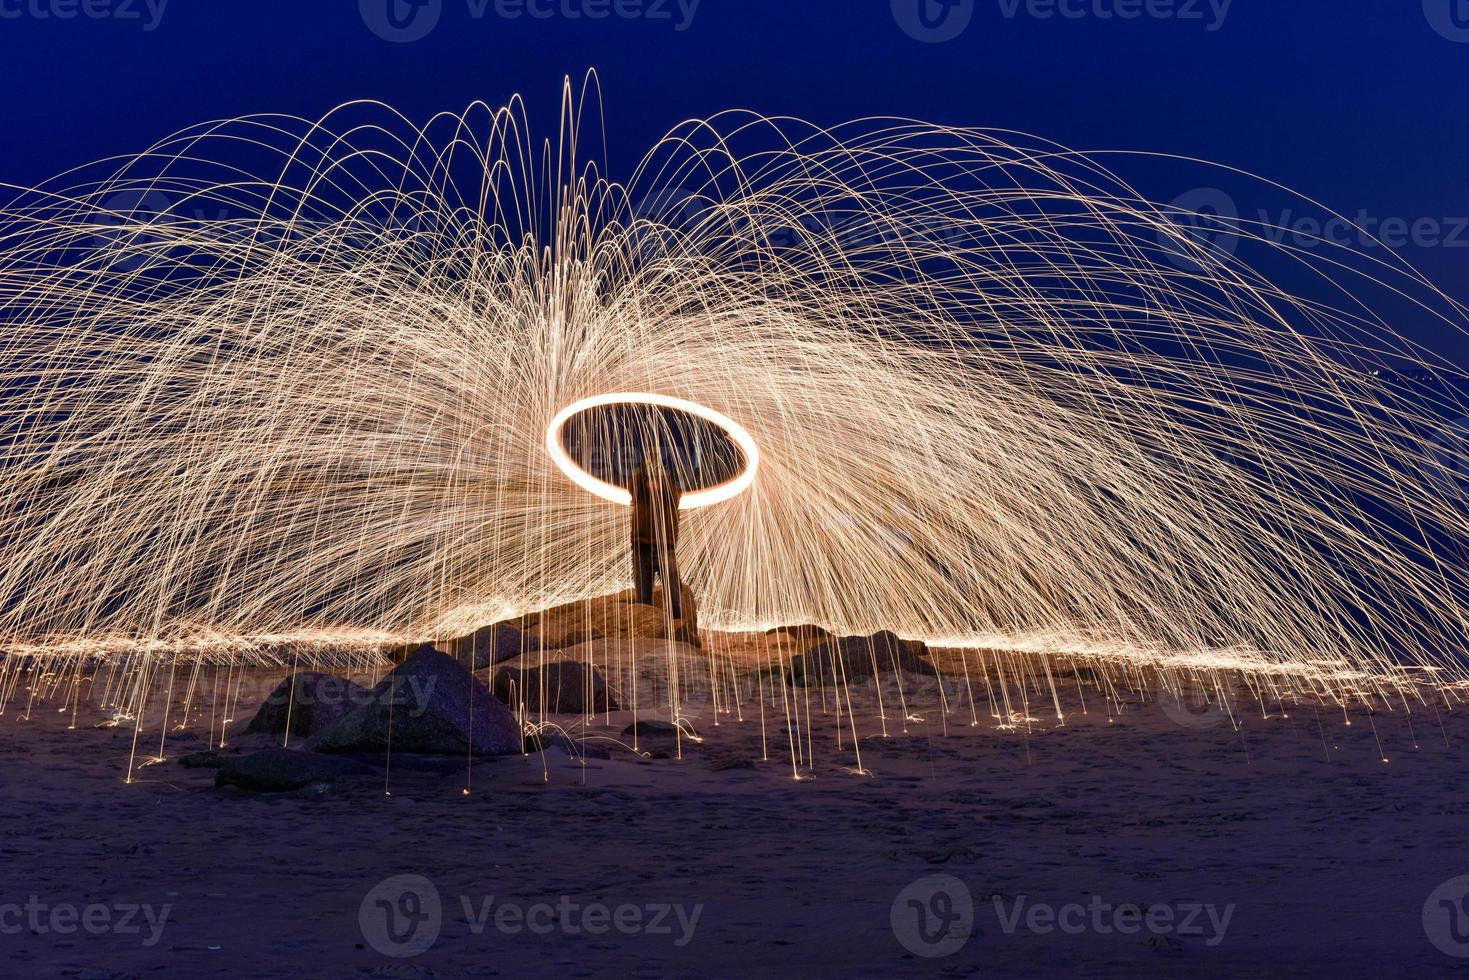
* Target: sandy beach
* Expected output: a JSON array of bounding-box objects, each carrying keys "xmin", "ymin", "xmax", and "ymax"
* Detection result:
[{"xmin": 1, "ymin": 650, "xmax": 1465, "ymax": 979}]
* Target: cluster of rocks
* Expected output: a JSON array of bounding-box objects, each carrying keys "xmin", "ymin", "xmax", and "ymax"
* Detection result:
[
  {"xmin": 444, "ymin": 622, "xmax": 541, "ymax": 671},
  {"xmin": 784, "ymin": 630, "xmax": 935, "ymax": 686},
  {"xmin": 211, "ymin": 644, "xmax": 605, "ymax": 793},
  {"xmin": 242, "ymin": 671, "xmax": 369, "ymax": 738},
  {"xmin": 305, "ymin": 645, "xmax": 522, "ymax": 756},
  {"xmin": 491, "ymin": 659, "xmax": 620, "ymax": 714},
  {"xmin": 202, "ymin": 582, "xmax": 938, "ymax": 792},
  {"xmin": 387, "ymin": 583, "xmax": 701, "ymax": 668},
  {"xmin": 213, "ymin": 748, "xmax": 376, "ymax": 793},
  {"xmin": 212, "ymin": 583, "xmax": 709, "ymax": 794},
  {"xmin": 494, "ymin": 582, "xmax": 700, "ymax": 650}
]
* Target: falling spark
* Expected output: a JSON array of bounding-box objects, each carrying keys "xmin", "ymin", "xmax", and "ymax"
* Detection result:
[{"xmin": 0, "ymin": 77, "xmax": 1465, "ymax": 746}]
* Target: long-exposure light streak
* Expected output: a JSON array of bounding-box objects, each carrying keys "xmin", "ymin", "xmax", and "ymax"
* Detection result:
[
  {"xmin": 544, "ymin": 391, "xmax": 760, "ymax": 508},
  {"xmin": 0, "ymin": 77, "xmax": 1464, "ymax": 730}
]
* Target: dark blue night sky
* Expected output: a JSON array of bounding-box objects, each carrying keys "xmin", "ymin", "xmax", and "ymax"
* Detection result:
[{"xmin": 2, "ymin": 1, "xmax": 1466, "ymax": 360}]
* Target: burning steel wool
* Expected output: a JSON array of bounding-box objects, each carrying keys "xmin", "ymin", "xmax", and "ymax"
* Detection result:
[{"xmin": 1, "ymin": 79, "xmax": 1468, "ymax": 743}]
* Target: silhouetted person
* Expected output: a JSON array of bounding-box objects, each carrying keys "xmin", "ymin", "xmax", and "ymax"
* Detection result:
[{"xmin": 630, "ymin": 458, "xmax": 683, "ymax": 619}]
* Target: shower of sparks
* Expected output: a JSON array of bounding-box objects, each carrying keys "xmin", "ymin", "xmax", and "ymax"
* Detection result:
[{"xmin": 1, "ymin": 78, "xmax": 1468, "ymax": 752}]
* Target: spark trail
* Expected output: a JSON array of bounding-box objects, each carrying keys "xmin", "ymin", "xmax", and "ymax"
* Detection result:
[{"xmin": 0, "ymin": 78, "xmax": 1466, "ymax": 724}]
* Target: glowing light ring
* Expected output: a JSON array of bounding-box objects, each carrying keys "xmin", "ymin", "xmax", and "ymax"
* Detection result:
[{"xmin": 546, "ymin": 392, "xmax": 760, "ymax": 509}]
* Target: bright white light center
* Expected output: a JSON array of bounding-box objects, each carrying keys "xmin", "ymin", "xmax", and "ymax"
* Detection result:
[{"xmin": 546, "ymin": 392, "xmax": 759, "ymax": 509}]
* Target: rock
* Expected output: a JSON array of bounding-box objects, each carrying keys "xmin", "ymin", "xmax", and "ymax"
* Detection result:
[
  {"xmin": 449, "ymin": 622, "xmax": 538, "ymax": 670},
  {"xmin": 384, "ymin": 642, "xmax": 417, "ymax": 663},
  {"xmin": 557, "ymin": 628, "xmax": 606, "ymax": 648},
  {"xmin": 533, "ymin": 600, "xmax": 666, "ymax": 648},
  {"xmin": 900, "ymin": 636, "xmax": 930, "ymax": 659},
  {"xmin": 789, "ymin": 630, "xmax": 934, "ymax": 686},
  {"xmin": 308, "ymin": 645, "xmax": 522, "ymax": 756},
  {"xmin": 646, "ymin": 581, "xmax": 699, "ymax": 637},
  {"xmin": 621, "ymin": 719, "xmax": 691, "ymax": 738},
  {"xmin": 765, "ymin": 623, "xmax": 834, "ymax": 648},
  {"xmin": 919, "ymin": 845, "xmax": 979, "ymax": 865},
  {"xmin": 214, "ymin": 747, "xmax": 375, "ymax": 792},
  {"xmin": 663, "ymin": 620, "xmax": 701, "ymax": 647},
  {"xmin": 515, "ymin": 582, "xmax": 699, "ymax": 648},
  {"xmin": 523, "ymin": 729, "xmax": 613, "ymax": 760},
  {"xmin": 177, "ymin": 750, "xmax": 225, "ymax": 769},
  {"xmin": 492, "ymin": 660, "xmax": 619, "ymax": 714},
  {"xmin": 243, "ymin": 671, "xmax": 368, "ymax": 738}
]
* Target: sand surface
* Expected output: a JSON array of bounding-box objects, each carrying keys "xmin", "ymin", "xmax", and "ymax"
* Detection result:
[{"xmin": 0, "ymin": 660, "xmax": 1466, "ymax": 979}]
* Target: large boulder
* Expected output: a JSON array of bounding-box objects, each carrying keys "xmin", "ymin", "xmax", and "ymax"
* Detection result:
[
  {"xmin": 764, "ymin": 624, "xmax": 834, "ymax": 649},
  {"xmin": 556, "ymin": 627, "xmax": 608, "ymax": 648},
  {"xmin": 634, "ymin": 581, "xmax": 700, "ymax": 641},
  {"xmin": 621, "ymin": 719, "xmax": 693, "ymax": 738},
  {"xmin": 507, "ymin": 581, "xmax": 700, "ymax": 649},
  {"xmin": 385, "ymin": 623, "xmax": 540, "ymax": 667},
  {"xmin": 789, "ymin": 630, "xmax": 934, "ymax": 686},
  {"xmin": 523, "ymin": 729, "xmax": 613, "ymax": 760},
  {"xmin": 450, "ymin": 622, "xmax": 539, "ymax": 670},
  {"xmin": 491, "ymin": 660, "xmax": 619, "ymax": 714},
  {"xmin": 214, "ymin": 747, "xmax": 375, "ymax": 792},
  {"xmin": 243, "ymin": 671, "xmax": 369, "ymax": 738},
  {"xmin": 308, "ymin": 645, "xmax": 522, "ymax": 756}
]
